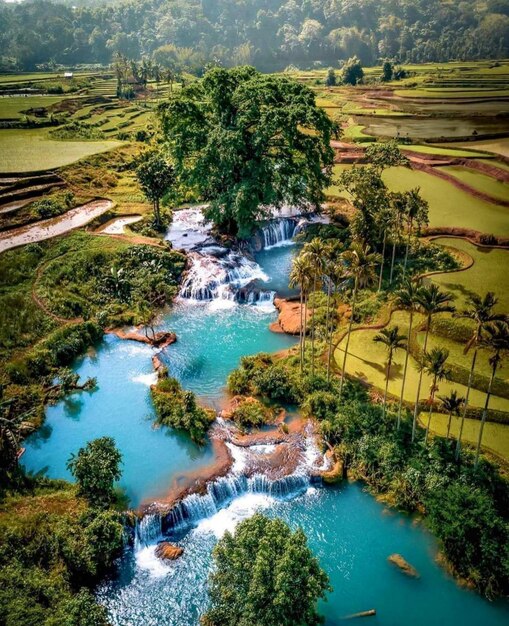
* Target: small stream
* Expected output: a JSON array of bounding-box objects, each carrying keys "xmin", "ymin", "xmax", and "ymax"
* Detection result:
[{"xmin": 22, "ymin": 207, "xmax": 509, "ymax": 625}]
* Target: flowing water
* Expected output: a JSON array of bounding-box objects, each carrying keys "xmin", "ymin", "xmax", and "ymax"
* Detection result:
[{"xmin": 22, "ymin": 208, "xmax": 509, "ymax": 624}]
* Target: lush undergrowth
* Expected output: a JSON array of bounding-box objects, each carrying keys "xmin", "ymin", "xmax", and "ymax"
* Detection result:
[
  {"xmin": 228, "ymin": 352, "xmax": 509, "ymax": 597},
  {"xmin": 0, "ymin": 475, "xmax": 125, "ymax": 626},
  {"xmin": 151, "ymin": 374, "xmax": 214, "ymax": 443}
]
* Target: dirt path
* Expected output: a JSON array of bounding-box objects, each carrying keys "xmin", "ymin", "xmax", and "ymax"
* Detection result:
[{"xmin": 0, "ymin": 198, "xmax": 114, "ymax": 253}]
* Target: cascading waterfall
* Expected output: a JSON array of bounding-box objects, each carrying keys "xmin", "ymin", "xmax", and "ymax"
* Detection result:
[
  {"xmin": 260, "ymin": 217, "xmax": 299, "ymax": 249},
  {"xmin": 178, "ymin": 219, "xmax": 299, "ymax": 303},
  {"xmin": 162, "ymin": 473, "xmax": 313, "ymax": 534},
  {"xmin": 135, "ymin": 512, "xmax": 163, "ymax": 548}
]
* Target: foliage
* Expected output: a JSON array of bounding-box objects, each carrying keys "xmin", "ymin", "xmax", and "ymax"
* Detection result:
[
  {"xmin": 229, "ymin": 397, "xmax": 273, "ymax": 429},
  {"xmin": 136, "ymin": 149, "xmax": 176, "ymax": 228},
  {"xmin": 67, "ymin": 437, "xmax": 122, "ymax": 508},
  {"xmin": 342, "ymin": 56, "xmax": 364, "ymax": 86},
  {"xmin": 202, "ymin": 513, "xmax": 330, "ymax": 626},
  {"xmin": 325, "ymin": 67, "xmax": 336, "ymax": 86},
  {"xmin": 160, "ymin": 66, "xmax": 336, "ymax": 236},
  {"xmin": 0, "ymin": 481, "xmax": 124, "ymax": 625},
  {"xmin": 151, "ymin": 375, "xmax": 212, "ymax": 443},
  {"xmin": 0, "ymin": 0, "xmax": 507, "ymax": 70},
  {"xmin": 29, "ymin": 192, "xmax": 75, "ymax": 220}
]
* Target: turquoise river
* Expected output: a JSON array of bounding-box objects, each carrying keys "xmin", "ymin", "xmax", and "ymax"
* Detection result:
[{"xmin": 23, "ymin": 211, "xmax": 509, "ymax": 625}]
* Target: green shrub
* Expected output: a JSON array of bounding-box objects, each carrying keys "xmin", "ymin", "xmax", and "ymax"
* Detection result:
[{"xmin": 152, "ymin": 376, "xmax": 212, "ymax": 443}]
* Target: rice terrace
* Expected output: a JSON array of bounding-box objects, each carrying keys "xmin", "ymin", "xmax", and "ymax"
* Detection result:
[{"xmin": 0, "ymin": 1, "xmax": 509, "ymax": 625}]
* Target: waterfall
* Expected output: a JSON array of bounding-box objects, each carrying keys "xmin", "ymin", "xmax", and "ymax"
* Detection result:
[
  {"xmin": 162, "ymin": 473, "xmax": 313, "ymax": 534},
  {"xmin": 259, "ymin": 218, "xmax": 299, "ymax": 249},
  {"xmin": 135, "ymin": 513, "xmax": 163, "ymax": 548},
  {"xmin": 179, "ymin": 250, "xmax": 268, "ymax": 302}
]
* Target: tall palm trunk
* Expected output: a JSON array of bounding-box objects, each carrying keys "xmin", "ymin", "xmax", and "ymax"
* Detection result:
[
  {"xmin": 302, "ymin": 294, "xmax": 308, "ymax": 371},
  {"xmin": 455, "ymin": 348, "xmax": 478, "ymax": 460},
  {"xmin": 403, "ymin": 218, "xmax": 413, "ymax": 275},
  {"xmin": 475, "ymin": 362, "xmax": 497, "ymax": 467},
  {"xmin": 311, "ymin": 276, "xmax": 317, "ymax": 377},
  {"xmin": 425, "ymin": 376, "xmax": 437, "ymax": 444},
  {"xmin": 324, "ymin": 279, "xmax": 332, "ymax": 381},
  {"xmin": 389, "ymin": 240, "xmax": 397, "ymax": 284},
  {"xmin": 299, "ymin": 287, "xmax": 304, "ymax": 374},
  {"xmin": 382, "ymin": 352, "xmax": 392, "ymax": 418},
  {"xmin": 339, "ymin": 280, "xmax": 358, "ymax": 398},
  {"xmin": 446, "ymin": 410, "xmax": 453, "ymax": 440},
  {"xmin": 397, "ymin": 310, "xmax": 413, "ymax": 430},
  {"xmin": 411, "ymin": 314, "xmax": 431, "ymax": 442},
  {"xmin": 378, "ymin": 231, "xmax": 387, "ymax": 291}
]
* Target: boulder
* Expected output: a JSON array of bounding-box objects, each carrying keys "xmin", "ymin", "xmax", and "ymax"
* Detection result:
[
  {"xmin": 388, "ymin": 553, "xmax": 420, "ymax": 578},
  {"xmin": 155, "ymin": 542, "xmax": 184, "ymax": 561},
  {"xmin": 271, "ymin": 297, "xmax": 309, "ymax": 335}
]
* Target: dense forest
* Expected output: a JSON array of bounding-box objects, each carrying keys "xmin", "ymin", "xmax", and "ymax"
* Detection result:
[{"xmin": 1, "ymin": 0, "xmax": 509, "ymax": 72}]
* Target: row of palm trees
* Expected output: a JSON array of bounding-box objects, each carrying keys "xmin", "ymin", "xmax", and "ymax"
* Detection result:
[
  {"xmin": 290, "ymin": 238, "xmax": 509, "ymax": 465},
  {"xmin": 289, "ymin": 240, "xmax": 380, "ymax": 383},
  {"xmin": 373, "ymin": 286, "xmax": 509, "ymax": 464}
]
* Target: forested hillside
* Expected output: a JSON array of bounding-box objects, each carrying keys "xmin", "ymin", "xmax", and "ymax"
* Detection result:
[{"xmin": 1, "ymin": 0, "xmax": 508, "ymax": 71}]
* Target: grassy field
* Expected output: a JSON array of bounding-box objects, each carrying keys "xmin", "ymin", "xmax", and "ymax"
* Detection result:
[
  {"xmin": 441, "ymin": 165, "xmax": 509, "ymax": 203},
  {"xmin": 328, "ymin": 164, "xmax": 509, "ymax": 236},
  {"xmin": 0, "ymin": 128, "xmax": 123, "ymax": 172},
  {"xmin": 431, "ymin": 238, "xmax": 509, "ymax": 310},
  {"xmin": 0, "ymin": 95, "xmax": 68, "ymax": 119},
  {"xmin": 440, "ymin": 139, "xmax": 509, "ymax": 158},
  {"xmin": 401, "ymin": 144, "xmax": 492, "ymax": 158},
  {"xmin": 334, "ymin": 310, "xmax": 509, "ymax": 413},
  {"xmin": 425, "ymin": 413, "xmax": 509, "ymax": 460}
]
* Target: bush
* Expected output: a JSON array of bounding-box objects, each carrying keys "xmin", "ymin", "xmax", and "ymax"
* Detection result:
[
  {"xmin": 151, "ymin": 376, "xmax": 212, "ymax": 443},
  {"xmin": 230, "ymin": 397, "xmax": 273, "ymax": 428}
]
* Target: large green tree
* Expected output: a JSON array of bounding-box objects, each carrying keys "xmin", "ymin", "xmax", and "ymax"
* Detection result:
[
  {"xmin": 67, "ymin": 437, "xmax": 122, "ymax": 508},
  {"xmin": 136, "ymin": 149, "xmax": 176, "ymax": 229},
  {"xmin": 159, "ymin": 66, "xmax": 337, "ymax": 237},
  {"xmin": 202, "ymin": 513, "xmax": 330, "ymax": 626}
]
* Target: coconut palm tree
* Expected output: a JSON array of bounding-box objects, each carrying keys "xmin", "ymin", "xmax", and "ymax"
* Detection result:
[
  {"xmin": 373, "ymin": 326, "xmax": 407, "ymax": 418},
  {"xmin": 289, "ymin": 254, "xmax": 312, "ymax": 374},
  {"xmin": 476, "ymin": 321, "xmax": 509, "ymax": 466},
  {"xmin": 303, "ymin": 239, "xmax": 326, "ymax": 377},
  {"xmin": 411, "ymin": 284, "xmax": 455, "ymax": 441},
  {"xmin": 326, "ymin": 260, "xmax": 345, "ymax": 382},
  {"xmin": 402, "ymin": 188, "xmax": 429, "ymax": 275},
  {"xmin": 338, "ymin": 243, "xmax": 381, "ymax": 398},
  {"xmin": 439, "ymin": 390, "xmax": 465, "ymax": 441},
  {"xmin": 454, "ymin": 292, "xmax": 506, "ymax": 459},
  {"xmin": 417, "ymin": 348, "xmax": 450, "ymax": 444},
  {"xmin": 394, "ymin": 278, "xmax": 422, "ymax": 429}
]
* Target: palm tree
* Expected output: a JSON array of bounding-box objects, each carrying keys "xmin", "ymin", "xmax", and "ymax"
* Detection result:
[
  {"xmin": 439, "ymin": 390, "xmax": 465, "ymax": 441},
  {"xmin": 289, "ymin": 255, "xmax": 312, "ymax": 374},
  {"xmin": 326, "ymin": 260, "xmax": 345, "ymax": 381},
  {"xmin": 394, "ymin": 278, "xmax": 422, "ymax": 429},
  {"xmin": 476, "ymin": 321, "xmax": 509, "ymax": 466},
  {"xmin": 402, "ymin": 188, "xmax": 429, "ymax": 275},
  {"xmin": 373, "ymin": 326, "xmax": 406, "ymax": 418},
  {"xmin": 303, "ymin": 239, "xmax": 326, "ymax": 377},
  {"xmin": 454, "ymin": 292, "xmax": 506, "ymax": 460},
  {"xmin": 411, "ymin": 284, "xmax": 455, "ymax": 441},
  {"xmin": 338, "ymin": 243, "xmax": 381, "ymax": 398},
  {"xmin": 417, "ymin": 348, "xmax": 450, "ymax": 444}
]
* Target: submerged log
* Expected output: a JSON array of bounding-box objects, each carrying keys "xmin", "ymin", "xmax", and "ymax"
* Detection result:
[
  {"xmin": 343, "ymin": 609, "xmax": 376, "ymax": 619},
  {"xmin": 388, "ymin": 553, "xmax": 420, "ymax": 578}
]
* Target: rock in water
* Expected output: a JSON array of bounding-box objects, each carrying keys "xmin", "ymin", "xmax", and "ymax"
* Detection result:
[
  {"xmin": 155, "ymin": 542, "xmax": 184, "ymax": 561},
  {"xmin": 388, "ymin": 553, "xmax": 420, "ymax": 578}
]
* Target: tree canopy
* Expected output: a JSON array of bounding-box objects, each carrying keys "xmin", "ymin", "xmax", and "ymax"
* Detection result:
[
  {"xmin": 0, "ymin": 0, "xmax": 508, "ymax": 71},
  {"xmin": 159, "ymin": 65, "xmax": 337, "ymax": 236},
  {"xmin": 202, "ymin": 513, "xmax": 330, "ymax": 626},
  {"xmin": 67, "ymin": 436, "xmax": 122, "ymax": 508}
]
